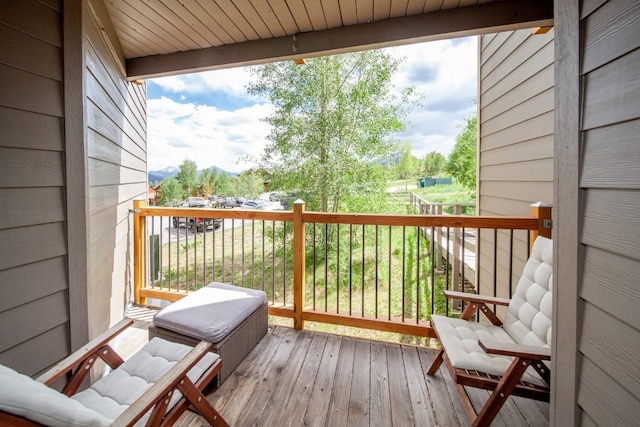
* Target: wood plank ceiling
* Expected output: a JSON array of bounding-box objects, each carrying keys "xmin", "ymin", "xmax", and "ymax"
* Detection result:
[{"xmin": 101, "ymin": 0, "xmax": 554, "ymax": 79}]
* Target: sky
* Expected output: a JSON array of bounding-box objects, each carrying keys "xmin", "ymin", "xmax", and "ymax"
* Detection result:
[{"xmin": 147, "ymin": 36, "xmax": 478, "ymax": 174}]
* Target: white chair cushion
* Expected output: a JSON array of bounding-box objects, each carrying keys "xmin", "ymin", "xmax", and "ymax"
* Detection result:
[
  {"xmin": 431, "ymin": 315, "xmax": 548, "ymax": 387},
  {"xmin": 153, "ymin": 282, "xmax": 267, "ymax": 343},
  {"xmin": 71, "ymin": 337, "xmax": 218, "ymax": 425},
  {"xmin": 503, "ymin": 236, "xmax": 553, "ymax": 347},
  {"xmin": 0, "ymin": 364, "xmax": 111, "ymax": 427}
]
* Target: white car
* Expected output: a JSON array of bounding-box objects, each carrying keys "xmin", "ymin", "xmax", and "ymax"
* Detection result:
[{"xmin": 240, "ymin": 200, "xmax": 265, "ymax": 210}]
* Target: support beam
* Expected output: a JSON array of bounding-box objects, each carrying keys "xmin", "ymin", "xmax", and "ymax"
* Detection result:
[{"xmin": 126, "ymin": 0, "xmax": 553, "ymax": 80}]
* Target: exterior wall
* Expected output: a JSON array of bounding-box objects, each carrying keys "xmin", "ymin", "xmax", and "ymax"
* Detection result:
[
  {"xmin": 83, "ymin": 0, "xmax": 147, "ymax": 338},
  {"xmin": 0, "ymin": 0, "xmax": 71, "ymax": 375},
  {"xmin": 477, "ymin": 28, "xmax": 554, "ymax": 301},
  {"xmin": 572, "ymin": 0, "xmax": 640, "ymax": 424},
  {"xmin": 0, "ymin": 0, "xmax": 147, "ymax": 375}
]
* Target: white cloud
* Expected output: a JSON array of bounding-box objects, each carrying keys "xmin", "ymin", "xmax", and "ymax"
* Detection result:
[
  {"xmin": 147, "ymin": 38, "xmax": 478, "ymax": 172},
  {"xmin": 152, "ymin": 67, "xmax": 258, "ymax": 100},
  {"xmin": 147, "ymin": 97, "xmax": 273, "ymax": 173}
]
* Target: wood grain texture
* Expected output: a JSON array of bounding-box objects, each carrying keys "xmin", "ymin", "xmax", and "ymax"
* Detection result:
[
  {"xmin": 582, "ymin": 47, "xmax": 640, "ymax": 130},
  {"xmin": 0, "ymin": 24, "xmax": 62, "ymax": 81},
  {"xmin": 582, "ymin": 0, "xmax": 640, "ymax": 74},
  {"xmin": 0, "ymin": 106, "xmax": 63, "ymax": 151},
  {"xmin": 0, "ymin": 222, "xmax": 66, "ymax": 271},
  {"xmin": 0, "ymin": 187, "xmax": 65, "ymax": 229},
  {"xmin": 582, "ymin": 188, "xmax": 640, "ymax": 260},
  {"xmin": 0, "ymin": 291, "xmax": 69, "ymax": 353},
  {"xmin": 0, "ymin": 64, "xmax": 63, "ymax": 117},
  {"xmin": 580, "ymin": 303, "xmax": 640, "ymax": 399},
  {"xmin": 0, "ymin": 257, "xmax": 67, "ymax": 313},
  {"xmin": 581, "ymin": 119, "xmax": 640, "ymax": 189},
  {"xmin": 581, "ymin": 245, "xmax": 640, "ymax": 331},
  {"xmin": 578, "ymin": 356, "xmax": 640, "ymax": 426},
  {"xmin": 0, "ymin": 323, "xmax": 69, "ymax": 377},
  {"xmin": 0, "ymin": 0, "xmax": 62, "ymax": 47}
]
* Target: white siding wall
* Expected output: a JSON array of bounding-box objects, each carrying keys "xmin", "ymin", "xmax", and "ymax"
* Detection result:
[
  {"xmin": 0, "ymin": 0, "xmax": 148, "ymax": 375},
  {"xmin": 84, "ymin": 0, "xmax": 147, "ymax": 337},
  {"xmin": 477, "ymin": 29, "xmax": 554, "ymax": 301},
  {"xmin": 0, "ymin": 0, "xmax": 71, "ymax": 375},
  {"xmin": 575, "ymin": 0, "xmax": 640, "ymax": 424}
]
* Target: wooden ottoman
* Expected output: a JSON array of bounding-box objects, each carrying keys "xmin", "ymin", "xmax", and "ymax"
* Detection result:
[{"xmin": 149, "ymin": 282, "xmax": 268, "ymax": 386}]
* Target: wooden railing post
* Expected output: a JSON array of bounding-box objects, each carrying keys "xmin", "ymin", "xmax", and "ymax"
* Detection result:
[
  {"xmin": 293, "ymin": 200, "xmax": 306, "ymax": 330},
  {"xmin": 453, "ymin": 204, "xmax": 462, "ymax": 293},
  {"xmin": 133, "ymin": 199, "xmax": 147, "ymax": 305},
  {"xmin": 530, "ymin": 202, "xmax": 553, "ymax": 247}
]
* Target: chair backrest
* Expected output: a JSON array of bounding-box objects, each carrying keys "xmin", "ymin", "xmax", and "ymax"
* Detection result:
[
  {"xmin": 503, "ymin": 236, "xmax": 553, "ymax": 348},
  {"xmin": 0, "ymin": 364, "xmax": 111, "ymax": 427}
]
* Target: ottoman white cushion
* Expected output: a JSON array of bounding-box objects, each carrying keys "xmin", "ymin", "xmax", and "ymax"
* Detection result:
[{"xmin": 153, "ymin": 282, "xmax": 267, "ymax": 344}]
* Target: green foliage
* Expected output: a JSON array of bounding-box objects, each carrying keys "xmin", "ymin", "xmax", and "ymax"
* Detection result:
[
  {"xmin": 446, "ymin": 115, "xmax": 477, "ymax": 189},
  {"xmin": 423, "ymin": 151, "xmax": 446, "ymax": 177},
  {"xmin": 247, "ymin": 51, "xmax": 418, "ymax": 212},
  {"xmin": 233, "ymin": 170, "xmax": 264, "ymax": 199},
  {"xmin": 199, "ymin": 167, "xmax": 232, "ymax": 196},
  {"xmin": 395, "ymin": 142, "xmax": 420, "ymax": 189},
  {"xmin": 158, "ymin": 177, "xmax": 183, "ymax": 206},
  {"xmin": 176, "ymin": 159, "xmax": 199, "ymax": 196}
]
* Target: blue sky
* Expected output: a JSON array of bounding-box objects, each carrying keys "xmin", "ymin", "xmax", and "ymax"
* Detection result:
[{"xmin": 147, "ymin": 37, "xmax": 478, "ymax": 173}]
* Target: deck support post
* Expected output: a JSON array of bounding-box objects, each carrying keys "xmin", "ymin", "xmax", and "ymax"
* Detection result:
[
  {"xmin": 530, "ymin": 202, "xmax": 553, "ymax": 250},
  {"xmin": 293, "ymin": 200, "xmax": 306, "ymax": 330},
  {"xmin": 133, "ymin": 199, "xmax": 147, "ymax": 305}
]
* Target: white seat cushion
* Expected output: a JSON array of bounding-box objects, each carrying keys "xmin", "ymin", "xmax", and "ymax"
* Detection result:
[
  {"xmin": 0, "ymin": 364, "xmax": 111, "ymax": 427},
  {"xmin": 431, "ymin": 315, "xmax": 548, "ymax": 387},
  {"xmin": 504, "ymin": 236, "xmax": 553, "ymax": 347},
  {"xmin": 153, "ymin": 282, "xmax": 267, "ymax": 343},
  {"xmin": 71, "ymin": 337, "xmax": 218, "ymax": 425},
  {"xmin": 431, "ymin": 236, "xmax": 554, "ymax": 388}
]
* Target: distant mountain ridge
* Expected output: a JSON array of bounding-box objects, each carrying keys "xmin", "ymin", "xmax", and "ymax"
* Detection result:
[{"xmin": 148, "ymin": 165, "xmax": 235, "ymax": 184}]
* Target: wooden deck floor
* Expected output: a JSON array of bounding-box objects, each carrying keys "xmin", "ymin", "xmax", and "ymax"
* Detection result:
[{"xmin": 167, "ymin": 325, "xmax": 549, "ymax": 427}]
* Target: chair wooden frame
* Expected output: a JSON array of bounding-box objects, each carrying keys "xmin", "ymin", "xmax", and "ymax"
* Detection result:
[
  {"xmin": 427, "ymin": 290, "xmax": 551, "ymax": 427},
  {"xmin": 0, "ymin": 318, "xmax": 228, "ymax": 427}
]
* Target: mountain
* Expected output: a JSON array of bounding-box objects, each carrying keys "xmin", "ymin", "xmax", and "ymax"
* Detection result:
[
  {"xmin": 148, "ymin": 165, "xmax": 236, "ymax": 184},
  {"xmin": 148, "ymin": 166, "xmax": 179, "ymax": 184}
]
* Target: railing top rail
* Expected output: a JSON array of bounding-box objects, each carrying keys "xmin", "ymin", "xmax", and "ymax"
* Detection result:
[
  {"xmin": 137, "ymin": 205, "xmax": 538, "ymax": 230},
  {"xmin": 303, "ymin": 211, "xmax": 538, "ymax": 230},
  {"xmin": 137, "ymin": 206, "xmax": 294, "ymax": 221}
]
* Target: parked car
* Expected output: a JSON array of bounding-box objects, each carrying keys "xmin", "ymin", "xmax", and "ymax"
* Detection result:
[
  {"xmin": 240, "ymin": 200, "xmax": 265, "ymax": 210},
  {"xmin": 221, "ymin": 197, "xmax": 236, "ymax": 208},
  {"xmin": 222, "ymin": 197, "xmax": 246, "ymax": 208},
  {"xmin": 185, "ymin": 196, "xmax": 207, "ymax": 207},
  {"xmin": 173, "ymin": 197, "xmax": 222, "ymax": 231},
  {"xmin": 172, "ymin": 215, "xmax": 222, "ymax": 231},
  {"xmin": 207, "ymin": 195, "xmax": 224, "ymax": 208}
]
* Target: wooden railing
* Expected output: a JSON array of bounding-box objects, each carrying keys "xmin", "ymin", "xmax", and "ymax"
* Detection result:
[{"xmin": 132, "ymin": 199, "xmax": 551, "ymax": 339}]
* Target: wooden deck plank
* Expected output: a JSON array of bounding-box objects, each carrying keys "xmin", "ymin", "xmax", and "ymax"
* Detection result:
[
  {"xmin": 302, "ymin": 333, "xmax": 342, "ymax": 426},
  {"xmin": 385, "ymin": 342, "xmax": 415, "ymax": 426},
  {"xmin": 281, "ymin": 332, "xmax": 328, "ymax": 427},
  {"xmin": 402, "ymin": 346, "xmax": 436, "ymax": 426},
  {"xmin": 326, "ymin": 337, "xmax": 356, "ymax": 426},
  {"xmin": 208, "ymin": 325, "xmax": 288, "ymax": 423},
  {"xmin": 260, "ymin": 330, "xmax": 314, "ymax": 426},
  {"xmin": 369, "ymin": 340, "xmax": 392, "ymax": 425},
  {"xmin": 347, "ymin": 339, "xmax": 371, "ymax": 426},
  {"xmin": 418, "ymin": 347, "xmax": 466, "ymax": 426},
  {"xmin": 233, "ymin": 327, "xmax": 301, "ymax": 426}
]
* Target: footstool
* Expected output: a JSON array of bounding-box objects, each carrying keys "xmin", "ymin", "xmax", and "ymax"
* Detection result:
[{"xmin": 149, "ymin": 282, "xmax": 268, "ymax": 386}]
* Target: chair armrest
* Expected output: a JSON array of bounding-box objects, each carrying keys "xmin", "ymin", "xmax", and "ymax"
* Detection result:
[
  {"xmin": 113, "ymin": 340, "xmax": 213, "ymax": 426},
  {"xmin": 479, "ymin": 340, "xmax": 551, "ymax": 361},
  {"xmin": 36, "ymin": 318, "xmax": 134, "ymax": 385},
  {"xmin": 444, "ymin": 290, "xmax": 511, "ymax": 306}
]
